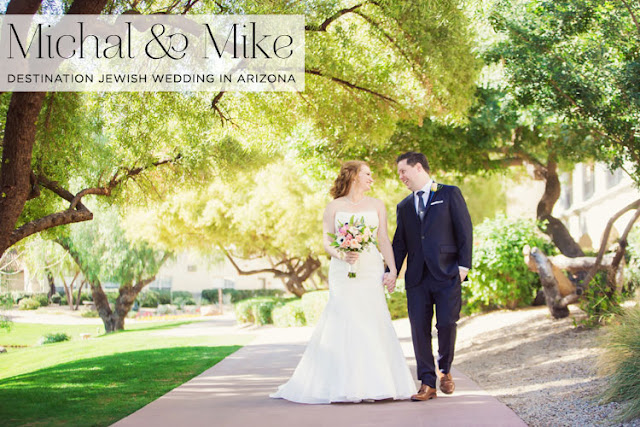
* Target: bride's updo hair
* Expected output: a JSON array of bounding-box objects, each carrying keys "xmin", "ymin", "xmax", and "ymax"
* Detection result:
[{"xmin": 330, "ymin": 160, "xmax": 368, "ymax": 199}]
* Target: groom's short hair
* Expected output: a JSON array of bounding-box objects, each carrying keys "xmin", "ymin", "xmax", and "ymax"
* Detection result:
[{"xmin": 396, "ymin": 152, "xmax": 430, "ymax": 173}]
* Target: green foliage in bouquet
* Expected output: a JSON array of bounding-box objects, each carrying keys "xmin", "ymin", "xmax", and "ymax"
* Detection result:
[{"xmin": 466, "ymin": 215, "xmax": 556, "ymax": 313}]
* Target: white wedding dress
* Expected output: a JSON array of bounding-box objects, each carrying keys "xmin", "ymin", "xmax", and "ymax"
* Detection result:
[{"xmin": 270, "ymin": 211, "xmax": 417, "ymax": 404}]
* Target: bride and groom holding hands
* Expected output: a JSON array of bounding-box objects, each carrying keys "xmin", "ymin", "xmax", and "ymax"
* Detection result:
[{"xmin": 271, "ymin": 151, "xmax": 473, "ymax": 404}]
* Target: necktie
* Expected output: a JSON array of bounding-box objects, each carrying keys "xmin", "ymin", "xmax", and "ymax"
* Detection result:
[{"xmin": 417, "ymin": 191, "xmax": 426, "ymax": 221}]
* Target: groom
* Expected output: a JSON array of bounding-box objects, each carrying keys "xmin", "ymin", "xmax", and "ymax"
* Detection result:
[{"xmin": 385, "ymin": 151, "xmax": 472, "ymax": 401}]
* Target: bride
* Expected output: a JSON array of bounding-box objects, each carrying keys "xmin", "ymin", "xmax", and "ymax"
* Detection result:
[{"xmin": 270, "ymin": 160, "xmax": 416, "ymax": 404}]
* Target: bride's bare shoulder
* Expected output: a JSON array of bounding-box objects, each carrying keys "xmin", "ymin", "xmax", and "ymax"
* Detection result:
[
  {"xmin": 324, "ymin": 198, "xmax": 343, "ymax": 216},
  {"xmin": 367, "ymin": 197, "xmax": 387, "ymax": 209}
]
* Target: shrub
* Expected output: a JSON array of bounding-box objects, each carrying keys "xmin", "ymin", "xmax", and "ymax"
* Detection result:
[
  {"xmin": 234, "ymin": 297, "xmax": 282, "ymax": 324},
  {"xmin": 79, "ymin": 293, "xmax": 93, "ymax": 304},
  {"xmin": 465, "ymin": 215, "xmax": 556, "ymax": 314},
  {"xmin": 203, "ymin": 288, "xmax": 284, "ymax": 304},
  {"xmin": 301, "ymin": 291, "xmax": 329, "ymax": 325},
  {"xmin": 599, "ymin": 306, "xmax": 640, "ymax": 422},
  {"xmin": 234, "ymin": 299, "xmax": 255, "ymax": 323},
  {"xmin": 171, "ymin": 291, "xmax": 195, "ymax": 307},
  {"xmin": 253, "ymin": 300, "xmax": 280, "ymax": 326},
  {"xmin": 273, "ymin": 299, "xmax": 306, "ymax": 327},
  {"xmin": 157, "ymin": 304, "xmax": 176, "ymax": 315},
  {"xmin": 39, "ymin": 332, "xmax": 71, "ymax": 345},
  {"xmin": 137, "ymin": 291, "xmax": 159, "ymax": 308},
  {"xmin": 12, "ymin": 292, "xmax": 29, "ymax": 304},
  {"xmin": 81, "ymin": 310, "xmax": 99, "ymax": 318},
  {"xmin": 18, "ymin": 297, "xmax": 40, "ymax": 310},
  {"xmin": 1, "ymin": 293, "xmax": 13, "ymax": 309},
  {"xmin": 33, "ymin": 293, "xmax": 49, "ymax": 307},
  {"xmin": 50, "ymin": 294, "xmax": 61, "ymax": 304},
  {"xmin": 579, "ymin": 271, "xmax": 623, "ymax": 327},
  {"xmin": 57, "ymin": 291, "xmax": 69, "ymax": 305}
]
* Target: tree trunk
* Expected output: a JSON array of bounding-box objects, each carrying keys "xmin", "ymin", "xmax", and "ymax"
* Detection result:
[
  {"xmin": 45, "ymin": 269, "xmax": 56, "ymax": 302},
  {"xmin": 528, "ymin": 247, "xmax": 570, "ymax": 319},
  {"xmin": 86, "ymin": 280, "xmax": 120, "ymax": 332},
  {"xmin": 0, "ymin": 92, "xmax": 47, "ymax": 258},
  {"xmin": 74, "ymin": 280, "xmax": 86, "ymax": 310},
  {"xmin": 536, "ymin": 159, "xmax": 585, "ymax": 257},
  {"xmin": 0, "ymin": 0, "xmax": 110, "ymax": 259}
]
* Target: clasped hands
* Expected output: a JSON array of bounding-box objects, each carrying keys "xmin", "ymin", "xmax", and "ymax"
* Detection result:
[{"xmin": 383, "ymin": 271, "xmax": 397, "ymax": 293}]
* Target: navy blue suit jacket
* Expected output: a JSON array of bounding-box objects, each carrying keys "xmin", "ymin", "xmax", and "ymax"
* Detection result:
[{"xmin": 392, "ymin": 184, "xmax": 473, "ymax": 288}]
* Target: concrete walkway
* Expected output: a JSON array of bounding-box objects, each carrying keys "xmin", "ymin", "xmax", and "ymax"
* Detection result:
[{"xmin": 113, "ymin": 317, "xmax": 526, "ymax": 427}]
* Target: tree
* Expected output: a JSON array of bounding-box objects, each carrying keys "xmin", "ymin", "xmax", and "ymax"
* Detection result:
[
  {"xmin": 0, "ymin": 0, "xmax": 480, "ymax": 258},
  {"xmin": 125, "ymin": 159, "xmax": 326, "ymax": 297},
  {"xmin": 56, "ymin": 206, "xmax": 170, "ymax": 332},
  {"xmin": 488, "ymin": 0, "xmax": 640, "ymax": 179}
]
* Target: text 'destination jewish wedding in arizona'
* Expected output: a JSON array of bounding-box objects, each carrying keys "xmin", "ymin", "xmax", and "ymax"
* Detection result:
[{"xmin": 1, "ymin": 1, "xmax": 639, "ymax": 427}]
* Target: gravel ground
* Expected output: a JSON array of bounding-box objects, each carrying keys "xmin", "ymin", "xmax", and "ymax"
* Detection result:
[{"xmin": 454, "ymin": 305, "xmax": 640, "ymax": 427}]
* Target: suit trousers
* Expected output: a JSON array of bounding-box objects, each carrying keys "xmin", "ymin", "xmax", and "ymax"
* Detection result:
[{"xmin": 406, "ymin": 263, "xmax": 462, "ymax": 388}]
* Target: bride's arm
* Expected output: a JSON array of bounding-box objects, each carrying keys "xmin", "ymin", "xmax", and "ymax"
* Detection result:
[
  {"xmin": 323, "ymin": 203, "xmax": 345, "ymax": 261},
  {"xmin": 376, "ymin": 200, "xmax": 397, "ymax": 277}
]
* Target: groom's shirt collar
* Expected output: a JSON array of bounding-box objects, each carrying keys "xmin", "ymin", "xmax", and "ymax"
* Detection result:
[{"xmin": 413, "ymin": 179, "xmax": 433, "ymax": 214}]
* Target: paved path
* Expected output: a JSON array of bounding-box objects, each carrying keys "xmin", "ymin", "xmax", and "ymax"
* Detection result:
[{"xmin": 113, "ymin": 318, "xmax": 526, "ymax": 427}]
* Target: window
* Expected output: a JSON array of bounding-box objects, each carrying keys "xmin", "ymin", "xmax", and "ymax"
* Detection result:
[
  {"xmin": 606, "ymin": 167, "xmax": 624, "ymax": 189},
  {"xmin": 559, "ymin": 173, "xmax": 573, "ymax": 210},
  {"xmin": 582, "ymin": 164, "xmax": 595, "ymax": 201},
  {"xmin": 149, "ymin": 277, "xmax": 172, "ymax": 291}
]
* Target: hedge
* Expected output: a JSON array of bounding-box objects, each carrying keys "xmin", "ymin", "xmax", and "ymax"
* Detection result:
[{"xmin": 273, "ymin": 300, "xmax": 306, "ymax": 327}]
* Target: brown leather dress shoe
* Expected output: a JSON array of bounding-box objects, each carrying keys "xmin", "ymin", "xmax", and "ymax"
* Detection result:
[
  {"xmin": 440, "ymin": 372, "xmax": 455, "ymax": 394},
  {"xmin": 411, "ymin": 384, "xmax": 437, "ymax": 401}
]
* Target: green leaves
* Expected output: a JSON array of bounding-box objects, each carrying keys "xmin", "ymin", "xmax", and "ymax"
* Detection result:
[
  {"xmin": 489, "ymin": 0, "xmax": 640, "ymax": 179},
  {"xmin": 465, "ymin": 214, "xmax": 556, "ymax": 312}
]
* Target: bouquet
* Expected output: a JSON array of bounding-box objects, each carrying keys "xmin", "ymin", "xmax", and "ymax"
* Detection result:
[{"xmin": 328, "ymin": 215, "xmax": 378, "ymax": 278}]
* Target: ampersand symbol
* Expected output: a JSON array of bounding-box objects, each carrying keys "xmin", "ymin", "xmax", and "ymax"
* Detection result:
[{"xmin": 145, "ymin": 23, "xmax": 189, "ymax": 60}]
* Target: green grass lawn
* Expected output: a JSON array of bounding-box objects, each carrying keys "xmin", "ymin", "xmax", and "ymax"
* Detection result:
[{"xmin": 0, "ymin": 321, "xmax": 254, "ymax": 426}]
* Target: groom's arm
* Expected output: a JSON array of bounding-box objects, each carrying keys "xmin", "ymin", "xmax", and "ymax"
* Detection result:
[
  {"xmin": 391, "ymin": 204, "xmax": 408, "ymax": 274},
  {"xmin": 450, "ymin": 186, "xmax": 473, "ymax": 278}
]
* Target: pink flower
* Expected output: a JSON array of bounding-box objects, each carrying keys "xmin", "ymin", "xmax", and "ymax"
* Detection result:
[
  {"xmin": 349, "ymin": 240, "xmax": 361, "ymax": 249},
  {"xmin": 340, "ymin": 240, "xmax": 350, "ymax": 248}
]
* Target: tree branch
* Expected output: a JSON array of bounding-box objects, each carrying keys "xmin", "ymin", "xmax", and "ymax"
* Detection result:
[
  {"xmin": 11, "ymin": 155, "xmax": 181, "ymax": 247},
  {"xmin": 620, "ymin": 0, "xmax": 640, "ymax": 38},
  {"xmin": 305, "ymin": 69, "xmax": 397, "ymax": 104},
  {"xmin": 305, "ymin": 3, "xmax": 367, "ymax": 31},
  {"xmin": 581, "ymin": 198, "xmax": 640, "ymax": 289},
  {"xmin": 223, "ymin": 249, "xmax": 288, "ymax": 278}
]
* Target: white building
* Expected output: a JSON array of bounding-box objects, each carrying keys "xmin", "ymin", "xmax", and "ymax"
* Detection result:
[{"xmin": 506, "ymin": 162, "xmax": 639, "ymax": 251}]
